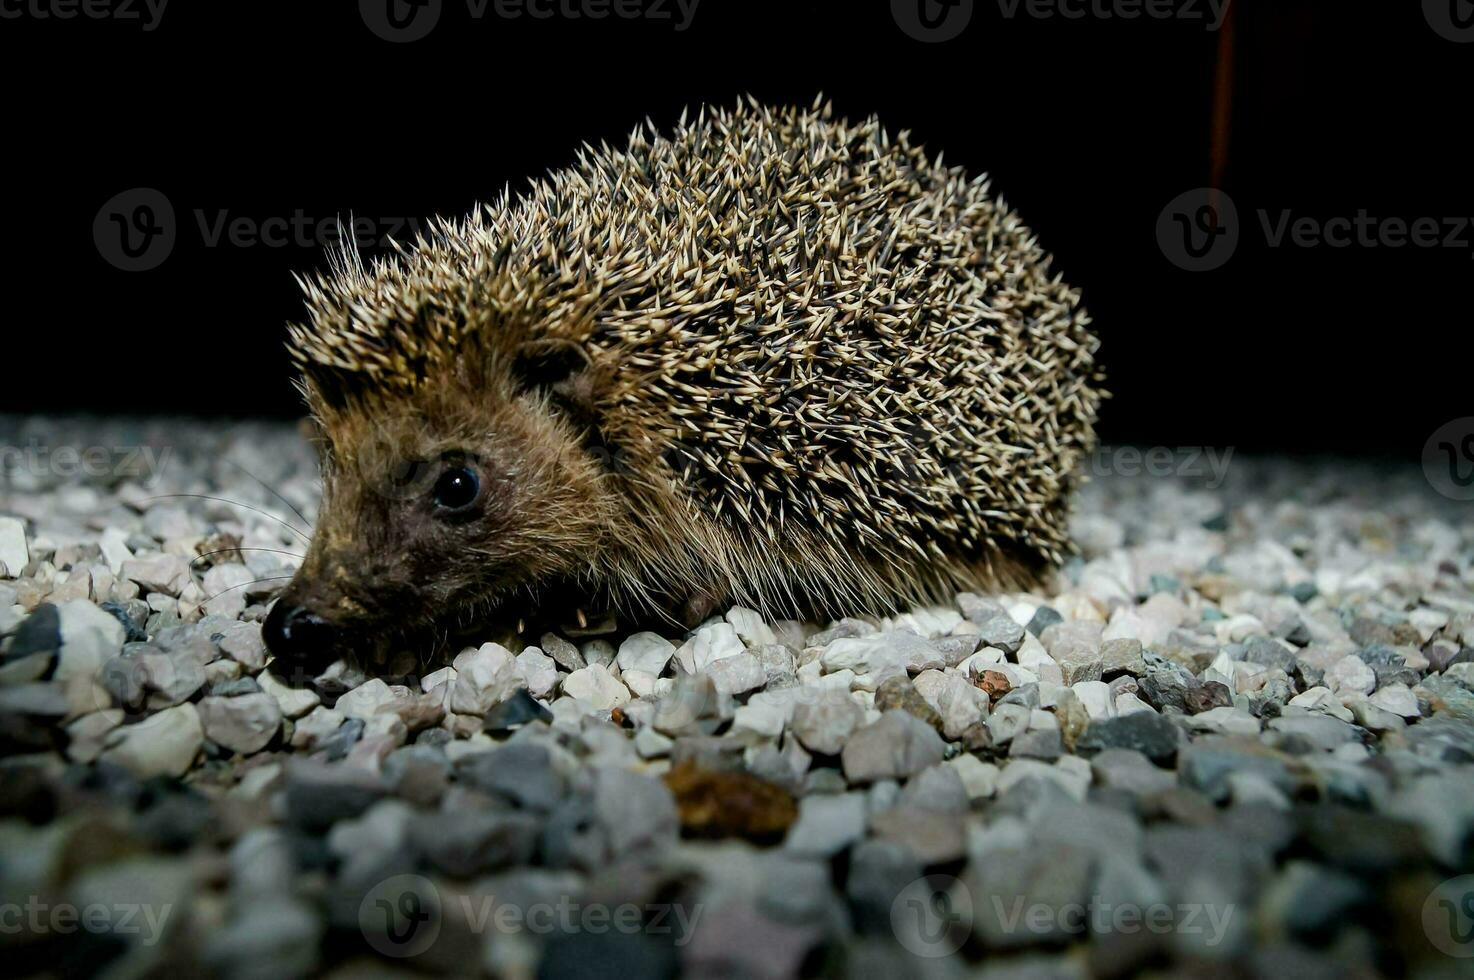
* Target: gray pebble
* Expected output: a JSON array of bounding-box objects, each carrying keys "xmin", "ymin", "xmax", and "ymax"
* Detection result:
[
  {"xmin": 198, "ymin": 692, "xmax": 281, "ymax": 755},
  {"xmin": 790, "ymin": 691, "xmax": 865, "ymax": 756},
  {"xmin": 897, "ymin": 764, "xmax": 969, "ymax": 813},
  {"xmin": 540, "ymin": 632, "xmax": 586, "ymax": 672},
  {"xmin": 1027, "ymin": 606, "xmax": 1064, "ymax": 637},
  {"xmin": 283, "ymin": 758, "xmax": 384, "ymax": 831},
  {"xmin": 976, "ymin": 614, "xmax": 1025, "ymax": 655},
  {"xmin": 411, "ymin": 808, "xmax": 541, "ymax": 877},
  {"xmin": 456, "ymin": 742, "xmax": 564, "ymax": 811},
  {"xmin": 1089, "ymin": 748, "xmax": 1177, "ymax": 798},
  {"xmin": 784, "ymin": 791, "xmax": 868, "ymax": 856},
  {"xmin": 840, "ymin": 711, "xmax": 946, "ymax": 784},
  {"xmin": 845, "ymin": 839, "xmax": 922, "ymax": 934},
  {"xmin": 966, "ymin": 843, "xmax": 1093, "ymax": 947},
  {"xmin": 1101, "ymin": 637, "xmax": 1145, "ymax": 676},
  {"xmin": 1178, "ymin": 739, "xmax": 1296, "ymax": 802},
  {"xmin": 1009, "ymin": 728, "xmax": 1063, "ymax": 761}
]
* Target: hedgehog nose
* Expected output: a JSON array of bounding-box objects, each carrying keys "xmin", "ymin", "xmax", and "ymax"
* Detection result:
[{"xmin": 263, "ymin": 602, "xmax": 335, "ymax": 684}]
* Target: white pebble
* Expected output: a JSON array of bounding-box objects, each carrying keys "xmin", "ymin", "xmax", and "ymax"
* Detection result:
[
  {"xmin": 1367, "ymin": 683, "xmax": 1421, "ymax": 719},
  {"xmin": 0, "ymin": 516, "xmax": 28, "ymax": 577},
  {"xmin": 562, "ymin": 664, "xmax": 631, "ymax": 711},
  {"xmin": 616, "ymin": 632, "xmax": 676, "ymax": 675}
]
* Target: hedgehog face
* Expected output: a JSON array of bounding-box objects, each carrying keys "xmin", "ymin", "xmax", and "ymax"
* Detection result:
[{"xmin": 264, "ymin": 354, "xmax": 617, "ymax": 684}]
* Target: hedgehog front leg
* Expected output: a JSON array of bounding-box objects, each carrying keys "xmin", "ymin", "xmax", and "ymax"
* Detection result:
[{"xmin": 674, "ymin": 587, "xmax": 728, "ymax": 630}]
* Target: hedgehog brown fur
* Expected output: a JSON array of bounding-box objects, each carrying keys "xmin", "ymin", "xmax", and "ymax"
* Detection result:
[{"xmin": 271, "ymin": 96, "xmax": 1101, "ymax": 672}]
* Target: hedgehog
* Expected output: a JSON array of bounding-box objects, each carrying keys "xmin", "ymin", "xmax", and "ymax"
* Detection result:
[{"xmin": 263, "ymin": 96, "xmax": 1102, "ymax": 679}]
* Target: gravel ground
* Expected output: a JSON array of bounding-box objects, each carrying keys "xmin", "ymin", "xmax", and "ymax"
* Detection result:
[{"xmin": 1, "ymin": 417, "xmax": 1473, "ymax": 979}]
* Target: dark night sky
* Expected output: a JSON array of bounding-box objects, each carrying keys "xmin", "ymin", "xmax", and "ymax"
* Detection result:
[{"xmin": 2, "ymin": 0, "xmax": 1468, "ymax": 458}]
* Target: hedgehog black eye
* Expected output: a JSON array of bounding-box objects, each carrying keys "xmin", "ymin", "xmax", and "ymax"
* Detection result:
[{"xmin": 431, "ymin": 466, "xmax": 480, "ymax": 513}]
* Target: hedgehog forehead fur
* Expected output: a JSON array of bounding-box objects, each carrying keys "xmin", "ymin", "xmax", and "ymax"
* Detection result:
[{"xmin": 286, "ymin": 95, "xmax": 1102, "ymax": 624}]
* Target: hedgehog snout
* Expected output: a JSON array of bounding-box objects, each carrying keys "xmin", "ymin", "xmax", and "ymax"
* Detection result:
[{"xmin": 263, "ymin": 595, "xmax": 338, "ymax": 686}]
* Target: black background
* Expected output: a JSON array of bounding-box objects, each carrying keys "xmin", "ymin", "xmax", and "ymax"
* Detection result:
[{"xmin": 2, "ymin": 0, "xmax": 1468, "ymax": 456}]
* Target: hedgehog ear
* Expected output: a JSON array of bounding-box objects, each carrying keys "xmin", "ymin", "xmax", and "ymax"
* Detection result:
[{"xmin": 512, "ymin": 338, "xmax": 595, "ymax": 416}]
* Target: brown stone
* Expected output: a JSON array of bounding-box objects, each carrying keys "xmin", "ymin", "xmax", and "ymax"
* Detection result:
[
  {"xmin": 874, "ymin": 676, "xmax": 944, "ymax": 731},
  {"xmin": 975, "ymin": 669, "xmax": 1012, "ymax": 702},
  {"xmin": 663, "ymin": 761, "xmax": 798, "ymax": 843}
]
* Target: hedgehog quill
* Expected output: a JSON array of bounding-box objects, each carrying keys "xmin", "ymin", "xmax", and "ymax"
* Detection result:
[{"xmin": 264, "ymin": 97, "xmax": 1102, "ymax": 678}]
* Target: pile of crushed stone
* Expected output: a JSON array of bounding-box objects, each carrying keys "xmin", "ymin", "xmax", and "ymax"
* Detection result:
[{"xmin": 1, "ymin": 416, "xmax": 1472, "ymax": 978}]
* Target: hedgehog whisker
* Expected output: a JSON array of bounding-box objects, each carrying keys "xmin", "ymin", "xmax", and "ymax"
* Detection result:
[
  {"xmin": 215, "ymin": 456, "xmax": 315, "ymax": 538},
  {"xmin": 201, "ymin": 575, "xmax": 296, "ymax": 604},
  {"xmin": 145, "ymin": 494, "xmax": 312, "ymax": 544},
  {"xmin": 188, "ymin": 547, "xmax": 306, "ymax": 573}
]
